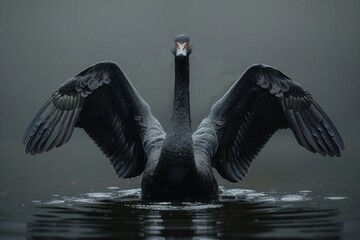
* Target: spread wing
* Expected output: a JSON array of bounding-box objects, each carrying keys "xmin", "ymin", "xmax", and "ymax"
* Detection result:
[
  {"xmin": 193, "ymin": 64, "xmax": 344, "ymax": 182},
  {"xmin": 23, "ymin": 62, "xmax": 166, "ymax": 178}
]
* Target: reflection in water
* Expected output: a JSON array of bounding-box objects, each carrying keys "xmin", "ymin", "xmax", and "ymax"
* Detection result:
[{"xmin": 26, "ymin": 189, "xmax": 343, "ymax": 239}]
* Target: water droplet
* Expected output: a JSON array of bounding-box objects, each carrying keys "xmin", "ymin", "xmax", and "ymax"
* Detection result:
[
  {"xmin": 280, "ymin": 195, "xmax": 307, "ymax": 202},
  {"xmin": 324, "ymin": 196, "xmax": 347, "ymax": 200}
]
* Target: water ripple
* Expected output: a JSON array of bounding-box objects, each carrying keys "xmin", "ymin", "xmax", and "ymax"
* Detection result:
[
  {"xmin": 39, "ymin": 187, "xmax": 312, "ymax": 207},
  {"xmin": 24, "ymin": 187, "xmax": 344, "ymax": 239}
]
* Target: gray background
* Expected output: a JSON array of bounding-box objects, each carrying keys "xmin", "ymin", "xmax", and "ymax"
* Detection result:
[{"xmin": 0, "ymin": 0, "xmax": 359, "ymax": 196}]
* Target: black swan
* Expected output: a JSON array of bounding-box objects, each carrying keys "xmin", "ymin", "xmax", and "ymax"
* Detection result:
[{"xmin": 23, "ymin": 34, "xmax": 344, "ymax": 200}]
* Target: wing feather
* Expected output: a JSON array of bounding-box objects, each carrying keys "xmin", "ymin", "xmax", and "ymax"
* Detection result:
[
  {"xmin": 193, "ymin": 64, "xmax": 344, "ymax": 182},
  {"xmin": 24, "ymin": 62, "xmax": 165, "ymax": 178}
]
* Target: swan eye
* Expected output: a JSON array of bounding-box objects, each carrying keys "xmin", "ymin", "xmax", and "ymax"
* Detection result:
[{"xmin": 176, "ymin": 42, "xmax": 188, "ymax": 57}]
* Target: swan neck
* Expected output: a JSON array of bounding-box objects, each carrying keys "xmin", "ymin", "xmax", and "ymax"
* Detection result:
[
  {"xmin": 172, "ymin": 57, "xmax": 191, "ymax": 132},
  {"xmin": 157, "ymin": 56, "xmax": 193, "ymax": 167}
]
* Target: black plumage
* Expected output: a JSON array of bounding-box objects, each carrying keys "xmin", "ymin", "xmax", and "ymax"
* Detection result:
[{"xmin": 23, "ymin": 34, "xmax": 344, "ymax": 200}]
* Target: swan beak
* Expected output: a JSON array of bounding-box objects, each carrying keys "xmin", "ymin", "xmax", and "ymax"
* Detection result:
[{"xmin": 176, "ymin": 42, "xmax": 188, "ymax": 57}]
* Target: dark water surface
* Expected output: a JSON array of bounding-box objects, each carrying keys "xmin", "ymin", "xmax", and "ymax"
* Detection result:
[{"xmin": 0, "ymin": 183, "xmax": 358, "ymax": 240}]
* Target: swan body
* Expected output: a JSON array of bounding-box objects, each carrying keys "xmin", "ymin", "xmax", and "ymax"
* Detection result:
[{"xmin": 23, "ymin": 34, "xmax": 344, "ymax": 200}]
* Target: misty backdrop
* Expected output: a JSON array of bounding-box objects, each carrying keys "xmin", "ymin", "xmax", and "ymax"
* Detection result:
[{"xmin": 0, "ymin": 1, "xmax": 359, "ymax": 196}]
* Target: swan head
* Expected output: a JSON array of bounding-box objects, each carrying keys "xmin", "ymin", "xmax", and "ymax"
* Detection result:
[{"xmin": 171, "ymin": 34, "xmax": 192, "ymax": 57}]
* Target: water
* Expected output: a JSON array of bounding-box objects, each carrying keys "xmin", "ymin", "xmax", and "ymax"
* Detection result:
[{"xmin": 1, "ymin": 184, "xmax": 358, "ymax": 239}]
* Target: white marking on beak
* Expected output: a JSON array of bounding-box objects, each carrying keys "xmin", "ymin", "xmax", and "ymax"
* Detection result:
[{"xmin": 176, "ymin": 42, "xmax": 188, "ymax": 56}]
